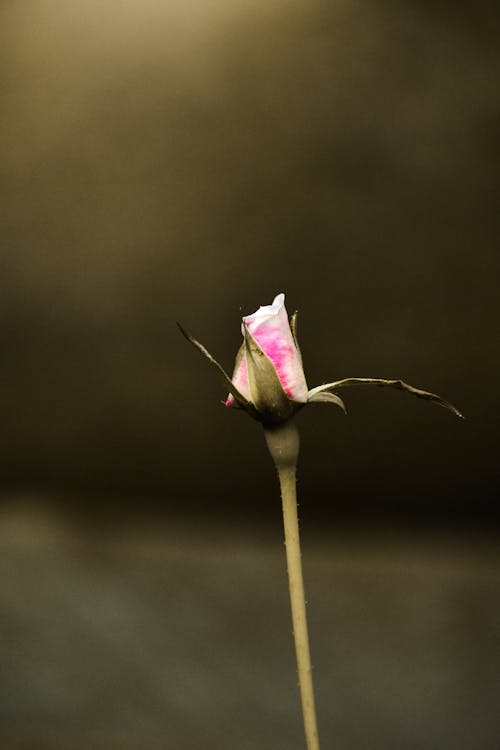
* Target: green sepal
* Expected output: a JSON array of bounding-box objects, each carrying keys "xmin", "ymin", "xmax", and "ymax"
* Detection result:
[
  {"xmin": 307, "ymin": 377, "xmax": 463, "ymax": 418},
  {"xmin": 290, "ymin": 310, "xmax": 300, "ymax": 351},
  {"xmin": 177, "ymin": 322, "xmax": 258, "ymax": 417},
  {"xmin": 307, "ymin": 389, "xmax": 347, "ymax": 414},
  {"xmin": 243, "ymin": 324, "xmax": 298, "ymax": 425}
]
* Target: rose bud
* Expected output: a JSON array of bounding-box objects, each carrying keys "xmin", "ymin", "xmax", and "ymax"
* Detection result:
[
  {"xmin": 224, "ymin": 293, "xmax": 309, "ymax": 424},
  {"xmin": 178, "ymin": 293, "xmax": 462, "ymax": 425}
]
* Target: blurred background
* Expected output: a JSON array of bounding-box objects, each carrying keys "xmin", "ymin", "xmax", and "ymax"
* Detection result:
[{"xmin": 1, "ymin": 1, "xmax": 499, "ymax": 748}]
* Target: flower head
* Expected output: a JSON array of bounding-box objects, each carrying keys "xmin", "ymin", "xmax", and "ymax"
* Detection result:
[
  {"xmin": 178, "ymin": 293, "xmax": 463, "ymax": 425},
  {"xmin": 225, "ymin": 293, "xmax": 308, "ymax": 419}
]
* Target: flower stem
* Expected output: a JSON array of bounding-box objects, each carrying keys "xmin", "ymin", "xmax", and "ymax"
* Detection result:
[{"xmin": 265, "ymin": 421, "xmax": 320, "ymax": 750}]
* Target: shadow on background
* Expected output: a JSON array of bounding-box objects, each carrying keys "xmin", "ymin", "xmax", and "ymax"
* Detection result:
[{"xmin": 1, "ymin": 1, "xmax": 499, "ymax": 748}]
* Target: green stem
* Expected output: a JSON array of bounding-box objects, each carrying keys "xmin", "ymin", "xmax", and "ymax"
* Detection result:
[{"xmin": 265, "ymin": 421, "xmax": 320, "ymax": 750}]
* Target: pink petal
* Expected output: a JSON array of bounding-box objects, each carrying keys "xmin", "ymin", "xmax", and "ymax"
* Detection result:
[
  {"xmin": 243, "ymin": 293, "xmax": 308, "ymax": 403},
  {"xmin": 225, "ymin": 355, "xmax": 250, "ymax": 407}
]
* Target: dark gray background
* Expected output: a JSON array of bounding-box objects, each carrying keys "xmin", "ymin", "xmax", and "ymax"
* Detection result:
[{"xmin": 1, "ymin": 1, "xmax": 499, "ymax": 748}]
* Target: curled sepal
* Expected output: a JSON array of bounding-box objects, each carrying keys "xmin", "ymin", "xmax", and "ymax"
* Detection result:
[
  {"xmin": 243, "ymin": 324, "xmax": 301, "ymax": 425},
  {"xmin": 177, "ymin": 323, "xmax": 258, "ymax": 418},
  {"xmin": 308, "ymin": 377, "xmax": 463, "ymax": 418},
  {"xmin": 308, "ymin": 389, "xmax": 347, "ymax": 414}
]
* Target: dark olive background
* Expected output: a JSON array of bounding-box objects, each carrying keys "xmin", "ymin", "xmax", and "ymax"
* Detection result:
[
  {"xmin": 1, "ymin": 2, "xmax": 499, "ymax": 748},
  {"xmin": 1, "ymin": 0, "xmax": 499, "ymax": 523}
]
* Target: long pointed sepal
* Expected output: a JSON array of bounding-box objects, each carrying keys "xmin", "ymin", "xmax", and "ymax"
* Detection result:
[
  {"xmin": 308, "ymin": 377, "xmax": 463, "ymax": 418},
  {"xmin": 177, "ymin": 322, "xmax": 257, "ymax": 416}
]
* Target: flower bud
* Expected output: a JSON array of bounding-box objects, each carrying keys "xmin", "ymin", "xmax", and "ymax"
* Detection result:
[
  {"xmin": 179, "ymin": 292, "xmax": 462, "ymax": 426},
  {"xmin": 225, "ymin": 294, "xmax": 308, "ymax": 424}
]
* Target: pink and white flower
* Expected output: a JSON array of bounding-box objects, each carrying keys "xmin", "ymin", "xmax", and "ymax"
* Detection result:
[
  {"xmin": 226, "ymin": 293, "xmax": 308, "ymax": 409},
  {"xmin": 179, "ymin": 293, "xmax": 462, "ymax": 425}
]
